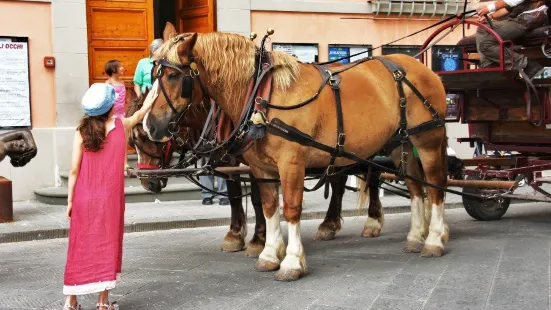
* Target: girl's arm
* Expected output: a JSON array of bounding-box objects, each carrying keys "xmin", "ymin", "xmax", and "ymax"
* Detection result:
[
  {"xmin": 67, "ymin": 131, "xmax": 83, "ymax": 219},
  {"xmin": 123, "ymin": 81, "xmax": 159, "ymax": 130}
]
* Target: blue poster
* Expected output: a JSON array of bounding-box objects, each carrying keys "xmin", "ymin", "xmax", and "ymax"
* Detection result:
[
  {"xmin": 328, "ymin": 47, "xmax": 350, "ymax": 64},
  {"xmin": 432, "ymin": 47, "xmax": 462, "ymax": 72},
  {"xmin": 440, "ymin": 52, "xmax": 460, "ymax": 71}
]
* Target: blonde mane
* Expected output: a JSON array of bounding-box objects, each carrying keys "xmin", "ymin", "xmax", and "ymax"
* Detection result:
[{"xmin": 154, "ymin": 32, "xmax": 300, "ymax": 102}]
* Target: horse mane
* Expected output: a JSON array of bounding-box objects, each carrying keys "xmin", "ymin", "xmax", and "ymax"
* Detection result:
[
  {"xmin": 126, "ymin": 92, "xmax": 145, "ymax": 117},
  {"xmin": 154, "ymin": 32, "xmax": 300, "ymax": 103}
]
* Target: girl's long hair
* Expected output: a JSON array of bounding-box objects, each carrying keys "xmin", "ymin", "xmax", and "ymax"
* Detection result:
[{"xmin": 78, "ymin": 108, "xmax": 112, "ymax": 152}]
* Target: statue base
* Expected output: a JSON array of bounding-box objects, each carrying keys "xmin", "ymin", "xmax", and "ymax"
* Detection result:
[{"xmin": 0, "ymin": 177, "xmax": 13, "ymax": 223}]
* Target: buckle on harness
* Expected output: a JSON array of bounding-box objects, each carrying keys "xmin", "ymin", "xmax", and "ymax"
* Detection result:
[
  {"xmin": 327, "ymin": 165, "xmax": 336, "ymax": 176},
  {"xmin": 399, "ymin": 98, "xmax": 407, "ymax": 108},
  {"xmin": 337, "ymin": 133, "xmax": 346, "ymax": 147},
  {"xmin": 423, "ymin": 99, "xmax": 432, "ymax": 109},
  {"xmin": 393, "ymin": 70, "xmax": 404, "ymax": 81},
  {"xmin": 175, "ymin": 136, "xmax": 186, "ymax": 147}
]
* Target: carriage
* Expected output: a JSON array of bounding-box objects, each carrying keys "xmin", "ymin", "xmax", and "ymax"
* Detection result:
[{"xmin": 417, "ymin": 16, "xmax": 551, "ymax": 221}]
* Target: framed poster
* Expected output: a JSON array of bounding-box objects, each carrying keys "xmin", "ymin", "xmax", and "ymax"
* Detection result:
[
  {"xmin": 272, "ymin": 43, "xmax": 319, "ymax": 63},
  {"xmin": 329, "ymin": 45, "xmax": 372, "ymax": 64},
  {"xmin": 382, "ymin": 45, "xmax": 421, "ymax": 60},
  {"xmin": 328, "ymin": 46, "xmax": 350, "ymax": 64},
  {"xmin": 0, "ymin": 36, "xmax": 31, "ymax": 129},
  {"xmin": 432, "ymin": 45, "xmax": 463, "ymax": 72}
]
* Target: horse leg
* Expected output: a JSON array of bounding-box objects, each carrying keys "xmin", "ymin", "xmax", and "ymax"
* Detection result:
[
  {"xmin": 220, "ymin": 176, "xmax": 246, "ymax": 252},
  {"xmin": 412, "ymin": 136, "xmax": 449, "ymax": 257},
  {"xmin": 390, "ymin": 145, "xmax": 429, "ymax": 253},
  {"xmin": 314, "ymin": 174, "xmax": 347, "ymax": 241},
  {"xmin": 253, "ymin": 168, "xmax": 286, "ymax": 272},
  {"xmin": 275, "ymin": 161, "xmax": 307, "ymax": 281},
  {"xmin": 245, "ymin": 178, "xmax": 266, "ymax": 258},
  {"xmin": 362, "ymin": 173, "xmax": 385, "ymax": 238}
]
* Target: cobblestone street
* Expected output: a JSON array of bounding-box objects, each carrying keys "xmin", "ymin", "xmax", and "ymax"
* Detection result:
[{"xmin": 1, "ymin": 202, "xmax": 550, "ymax": 310}]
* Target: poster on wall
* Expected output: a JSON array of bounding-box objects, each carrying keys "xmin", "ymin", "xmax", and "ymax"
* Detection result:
[
  {"xmin": 432, "ymin": 46, "xmax": 463, "ymax": 72},
  {"xmin": 328, "ymin": 47, "xmax": 350, "ymax": 64},
  {"xmin": 0, "ymin": 37, "xmax": 31, "ymax": 129},
  {"xmin": 273, "ymin": 43, "xmax": 318, "ymax": 63}
]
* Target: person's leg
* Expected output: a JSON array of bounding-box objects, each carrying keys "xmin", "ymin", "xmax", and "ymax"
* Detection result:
[
  {"xmin": 217, "ymin": 177, "xmax": 229, "ymax": 205},
  {"xmin": 64, "ymin": 295, "xmax": 78, "ymax": 310},
  {"xmin": 200, "ymin": 175, "xmax": 215, "ymax": 205},
  {"xmin": 97, "ymin": 290, "xmax": 114, "ymax": 309},
  {"xmin": 476, "ymin": 20, "xmax": 528, "ymax": 69}
]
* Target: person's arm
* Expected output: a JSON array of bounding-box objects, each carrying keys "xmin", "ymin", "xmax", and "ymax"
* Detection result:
[
  {"xmin": 478, "ymin": 7, "xmax": 510, "ymax": 22},
  {"xmin": 122, "ymin": 81, "xmax": 159, "ymax": 130},
  {"xmin": 134, "ymin": 84, "xmax": 142, "ymax": 98},
  {"xmin": 133, "ymin": 60, "xmax": 144, "ymax": 97},
  {"xmin": 66, "ymin": 131, "xmax": 84, "ymax": 219},
  {"xmin": 476, "ymin": 0, "xmax": 523, "ymax": 15}
]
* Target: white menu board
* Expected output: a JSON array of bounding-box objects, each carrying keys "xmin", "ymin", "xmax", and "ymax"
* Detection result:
[{"xmin": 0, "ymin": 37, "xmax": 31, "ymax": 128}]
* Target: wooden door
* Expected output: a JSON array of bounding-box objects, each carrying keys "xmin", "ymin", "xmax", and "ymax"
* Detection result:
[
  {"xmin": 86, "ymin": 0, "xmax": 154, "ymax": 155},
  {"xmin": 176, "ymin": 0, "xmax": 216, "ymax": 33},
  {"xmin": 86, "ymin": 0, "xmax": 154, "ymax": 93}
]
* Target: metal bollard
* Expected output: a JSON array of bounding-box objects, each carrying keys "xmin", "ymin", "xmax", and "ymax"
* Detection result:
[{"xmin": 0, "ymin": 177, "xmax": 13, "ymax": 223}]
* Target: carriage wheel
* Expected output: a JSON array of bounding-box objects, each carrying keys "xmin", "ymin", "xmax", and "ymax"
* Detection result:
[{"xmin": 462, "ymin": 175, "xmax": 511, "ymax": 221}]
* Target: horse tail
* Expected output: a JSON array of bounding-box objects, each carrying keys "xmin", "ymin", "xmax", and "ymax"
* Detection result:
[{"xmin": 355, "ymin": 173, "xmax": 369, "ymax": 215}]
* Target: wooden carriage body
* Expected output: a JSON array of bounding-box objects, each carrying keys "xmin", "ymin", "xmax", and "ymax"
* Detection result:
[{"xmin": 422, "ymin": 20, "xmax": 551, "ymax": 155}]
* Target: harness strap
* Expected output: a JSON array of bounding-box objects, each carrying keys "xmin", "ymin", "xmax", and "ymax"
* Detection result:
[{"xmin": 266, "ymin": 117, "xmax": 484, "ymax": 201}]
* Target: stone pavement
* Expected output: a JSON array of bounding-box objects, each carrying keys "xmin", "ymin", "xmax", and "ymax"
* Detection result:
[
  {"xmin": 1, "ymin": 202, "xmax": 550, "ymax": 310},
  {"xmin": 0, "ymin": 183, "xmax": 469, "ymax": 243}
]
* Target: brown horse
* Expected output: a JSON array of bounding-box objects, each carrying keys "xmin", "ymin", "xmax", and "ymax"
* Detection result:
[
  {"xmin": 127, "ymin": 92, "xmax": 393, "ymax": 256},
  {"xmin": 144, "ymin": 25, "xmax": 449, "ymax": 281}
]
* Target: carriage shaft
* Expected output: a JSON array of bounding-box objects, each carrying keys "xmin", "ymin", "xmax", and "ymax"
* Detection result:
[{"xmin": 379, "ymin": 173, "xmax": 515, "ymax": 189}]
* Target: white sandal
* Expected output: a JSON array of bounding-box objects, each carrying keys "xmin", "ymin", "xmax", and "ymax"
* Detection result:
[
  {"xmin": 63, "ymin": 302, "xmax": 81, "ymax": 310},
  {"xmin": 96, "ymin": 301, "xmax": 118, "ymax": 310}
]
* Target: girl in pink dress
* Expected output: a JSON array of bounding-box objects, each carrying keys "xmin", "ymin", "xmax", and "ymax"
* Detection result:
[
  {"xmin": 104, "ymin": 60, "xmax": 129, "ymax": 169},
  {"xmin": 62, "ymin": 82, "xmax": 158, "ymax": 310}
]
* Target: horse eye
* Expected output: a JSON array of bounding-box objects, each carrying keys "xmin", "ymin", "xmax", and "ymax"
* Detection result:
[{"xmin": 168, "ymin": 72, "xmax": 179, "ymax": 80}]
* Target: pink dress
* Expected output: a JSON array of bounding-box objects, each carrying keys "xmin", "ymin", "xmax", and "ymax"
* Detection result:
[
  {"xmin": 63, "ymin": 118, "xmax": 126, "ymax": 295},
  {"xmin": 112, "ymin": 84, "xmax": 126, "ymax": 118}
]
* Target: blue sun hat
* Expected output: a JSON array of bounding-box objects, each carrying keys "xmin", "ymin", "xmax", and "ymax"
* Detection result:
[{"xmin": 81, "ymin": 83, "xmax": 118, "ymax": 116}]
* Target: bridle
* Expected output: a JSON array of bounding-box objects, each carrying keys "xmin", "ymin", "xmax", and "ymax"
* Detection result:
[
  {"xmin": 151, "ymin": 37, "xmax": 208, "ymax": 139},
  {"xmin": 130, "ymin": 124, "xmax": 175, "ymax": 170}
]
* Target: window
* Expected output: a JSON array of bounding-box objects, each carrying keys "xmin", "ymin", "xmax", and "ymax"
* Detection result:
[
  {"xmin": 432, "ymin": 45, "xmax": 464, "ymax": 72},
  {"xmin": 382, "ymin": 45, "xmax": 421, "ymax": 60},
  {"xmin": 272, "ymin": 43, "xmax": 319, "ymax": 63},
  {"xmin": 328, "ymin": 45, "xmax": 372, "ymax": 64}
]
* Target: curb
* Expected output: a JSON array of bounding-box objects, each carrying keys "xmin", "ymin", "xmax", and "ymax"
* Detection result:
[{"xmin": 0, "ymin": 202, "xmax": 465, "ymax": 244}]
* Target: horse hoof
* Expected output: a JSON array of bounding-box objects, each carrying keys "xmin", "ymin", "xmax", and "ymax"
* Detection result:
[
  {"xmin": 220, "ymin": 240, "xmax": 245, "ymax": 252},
  {"xmin": 255, "ymin": 259, "xmax": 280, "ymax": 272},
  {"xmin": 361, "ymin": 227, "xmax": 381, "ymax": 238},
  {"xmin": 275, "ymin": 268, "xmax": 303, "ymax": 281},
  {"xmin": 421, "ymin": 245, "xmax": 444, "ymax": 257},
  {"xmin": 244, "ymin": 243, "xmax": 264, "ymax": 258},
  {"xmin": 314, "ymin": 229, "xmax": 336, "ymax": 241},
  {"xmin": 403, "ymin": 241, "xmax": 424, "ymax": 253}
]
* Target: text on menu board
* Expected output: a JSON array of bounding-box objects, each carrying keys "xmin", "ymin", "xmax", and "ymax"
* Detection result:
[{"xmin": 0, "ymin": 37, "xmax": 31, "ymax": 129}]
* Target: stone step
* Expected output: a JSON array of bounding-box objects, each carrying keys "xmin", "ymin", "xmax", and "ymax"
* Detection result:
[{"xmin": 34, "ymin": 183, "xmax": 202, "ymax": 205}]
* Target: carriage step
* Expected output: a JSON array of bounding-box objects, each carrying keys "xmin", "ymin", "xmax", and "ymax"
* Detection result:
[{"xmin": 34, "ymin": 184, "xmax": 202, "ymax": 205}]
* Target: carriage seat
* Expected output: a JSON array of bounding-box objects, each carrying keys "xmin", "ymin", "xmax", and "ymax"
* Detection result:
[{"xmin": 457, "ymin": 25, "xmax": 551, "ymax": 48}]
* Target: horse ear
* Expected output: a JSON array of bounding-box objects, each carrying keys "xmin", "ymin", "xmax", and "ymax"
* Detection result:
[
  {"xmin": 163, "ymin": 22, "xmax": 178, "ymax": 41},
  {"xmin": 177, "ymin": 33, "xmax": 198, "ymax": 57}
]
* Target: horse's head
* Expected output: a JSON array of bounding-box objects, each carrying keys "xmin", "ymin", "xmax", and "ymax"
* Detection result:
[
  {"xmin": 127, "ymin": 93, "xmax": 176, "ymax": 193},
  {"xmin": 144, "ymin": 22, "xmax": 205, "ymax": 142}
]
